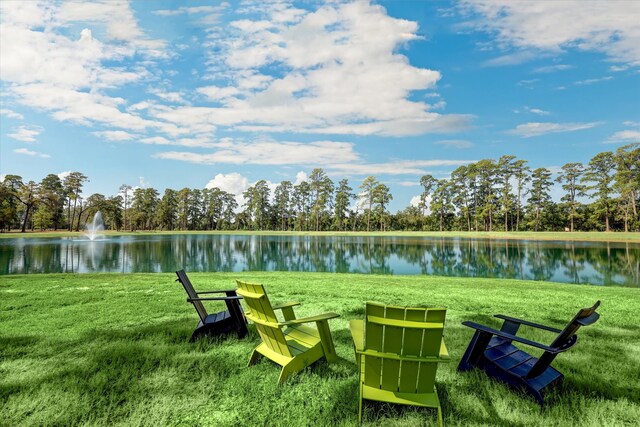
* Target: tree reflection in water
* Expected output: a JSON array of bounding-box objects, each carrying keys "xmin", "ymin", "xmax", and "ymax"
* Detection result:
[{"xmin": 1, "ymin": 235, "xmax": 638, "ymax": 286}]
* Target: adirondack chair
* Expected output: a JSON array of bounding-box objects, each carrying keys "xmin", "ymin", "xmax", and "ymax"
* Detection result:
[
  {"xmin": 349, "ymin": 302, "xmax": 450, "ymax": 425},
  {"xmin": 235, "ymin": 280, "xmax": 340, "ymax": 384},
  {"xmin": 175, "ymin": 270, "xmax": 248, "ymax": 341},
  {"xmin": 457, "ymin": 301, "xmax": 601, "ymax": 405}
]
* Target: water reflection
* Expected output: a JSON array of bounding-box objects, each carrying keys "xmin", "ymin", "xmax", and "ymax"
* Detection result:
[{"xmin": 0, "ymin": 235, "xmax": 638, "ymax": 286}]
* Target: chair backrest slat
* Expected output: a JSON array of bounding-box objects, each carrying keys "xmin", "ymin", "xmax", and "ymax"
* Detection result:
[
  {"xmin": 176, "ymin": 270, "xmax": 207, "ymax": 322},
  {"xmin": 236, "ymin": 280, "xmax": 291, "ymax": 358},
  {"xmin": 363, "ymin": 302, "xmax": 446, "ymax": 394},
  {"xmin": 550, "ymin": 301, "xmax": 600, "ymax": 348}
]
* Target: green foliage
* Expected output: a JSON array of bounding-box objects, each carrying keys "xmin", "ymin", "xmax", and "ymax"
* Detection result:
[
  {"xmin": 3, "ymin": 148, "xmax": 639, "ymax": 234},
  {"xmin": 1, "ymin": 272, "xmax": 639, "ymax": 426}
]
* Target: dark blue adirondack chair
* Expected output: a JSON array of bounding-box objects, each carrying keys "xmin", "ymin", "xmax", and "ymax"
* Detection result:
[
  {"xmin": 176, "ymin": 270, "xmax": 248, "ymax": 341},
  {"xmin": 457, "ymin": 301, "xmax": 600, "ymax": 404}
]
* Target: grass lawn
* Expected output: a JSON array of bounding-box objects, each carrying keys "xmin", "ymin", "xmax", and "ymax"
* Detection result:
[
  {"xmin": 1, "ymin": 272, "xmax": 639, "ymax": 426},
  {"xmin": 1, "ymin": 230, "xmax": 639, "ymax": 243}
]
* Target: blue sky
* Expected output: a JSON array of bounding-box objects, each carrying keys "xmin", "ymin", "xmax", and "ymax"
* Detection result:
[{"xmin": 1, "ymin": 0, "xmax": 639, "ymax": 211}]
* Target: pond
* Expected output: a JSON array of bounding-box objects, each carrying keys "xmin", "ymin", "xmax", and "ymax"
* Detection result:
[{"xmin": 0, "ymin": 234, "xmax": 638, "ymax": 286}]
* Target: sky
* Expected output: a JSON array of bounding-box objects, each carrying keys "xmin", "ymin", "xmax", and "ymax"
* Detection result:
[{"xmin": 1, "ymin": 0, "xmax": 639, "ymax": 212}]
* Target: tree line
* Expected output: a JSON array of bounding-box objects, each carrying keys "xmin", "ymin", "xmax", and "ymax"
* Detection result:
[{"xmin": 1, "ymin": 144, "xmax": 638, "ymax": 233}]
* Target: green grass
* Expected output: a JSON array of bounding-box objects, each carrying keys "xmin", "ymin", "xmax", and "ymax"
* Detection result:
[
  {"xmin": 2, "ymin": 230, "xmax": 639, "ymax": 243},
  {"xmin": 1, "ymin": 272, "xmax": 639, "ymax": 426}
]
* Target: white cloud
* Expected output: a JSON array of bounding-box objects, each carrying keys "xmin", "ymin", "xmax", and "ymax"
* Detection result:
[
  {"xmin": 155, "ymin": 140, "xmax": 359, "ymax": 165},
  {"xmin": 148, "ymin": 88, "xmax": 188, "ymax": 104},
  {"xmin": 605, "ymin": 130, "xmax": 640, "ymax": 144},
  {"xmin": 57, "ymin": 171, "xmax": 71, "ymax": 181},
  {"xmin": 93, "ymin": 130, "xmax": 136, "ymax": 141},
  {"xmin": 180, "ymin": 0, "xmax": 471, "ymax": 137},
  {"xmin": 482, "ymin": 51, "xmax": 539, "ymax": 67},
  {"xmin": 573, "ymin": 76, "xmax": 613, "ymax": 86},
  {"xmin": 205, "ymin": 172, "xmax": 250, "ymax": 206},
  {"xmin": 153, "ymin": 4, "xmax": 227, "ymax": 26},
  {"xmin": 0, "ymin": 108, "xmax": 24, "ymax": 119},
  {"xmin": 294, "ymin": 171, "xmax": 307, "ymax": 185},
  {"xmin": 327, "ymin": 159, "xmax": 474, "ymax": 176},
  {"xmin": 398, "ymin": 181, "xmax": 419, "ymax": 187},
  {"xmin": 197, "ymin": 86, "xmax": 240, "ymax": 101},
  {"xmin": 56, "ymin": 0, "xmax": 166, "ymax": 52},
  {"xmin": 508, "ymin": 122, "xmax": 600, "ymax": 138},
  {"xmin": 14, "ymin": 148, "xmax": 50, "ymax": 158},
  {"xmin": 527, "ymin": 108, "xmax": 549, "ymax": 116},
  {"xmin": 609, "ymin": 65, "xmax": 629, "ymax": 72},
  {"xmin": 519, "ymin": 106, "xmax": 550, "ymax": 116},
  {"xmin": 533, "ymin": 64, "xmax": 573, "ymax": 73},
  {"xmin": 623, "ymin": 121, "xmax": 640, "ymax": 127},
  {"xmin": 153, "ymin": 6, "xmax": 223, "ymax": 16},
  {"xmin": 409, "ymin": 195, "xmax": 421, "ymax": 207},
  {"xmin": 460, "ymin": 0, "xmax": 640, "ymax": 67},
  {"xmin": 8, "ymin": 125, "xmax": 42, "ymax": 142},
  {"xmin": 434, "ymin": 139, "xmax": 473, "ymax": 149}
]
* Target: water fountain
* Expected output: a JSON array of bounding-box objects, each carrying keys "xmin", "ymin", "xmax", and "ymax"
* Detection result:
[{"xmin": 84, "ymin": 211, "xmax": 105, "ymax": 241}]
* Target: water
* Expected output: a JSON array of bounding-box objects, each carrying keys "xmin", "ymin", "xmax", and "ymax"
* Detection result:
[
  {"xmin": 0, "ymin": 234, "xmax": 638, "ymax": 286},
  {"xmin": 83, "ymin": 211, "xmax": 105, "ymax": 241}
]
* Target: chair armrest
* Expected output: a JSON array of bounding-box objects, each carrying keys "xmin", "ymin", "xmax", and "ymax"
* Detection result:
[
  {"xmin": 272, "ymin": 301, "xmax": 301, "ymax": 311},
  {"xmin": 187, "ymin": 296, "xmax": 243, "ymax": 302},
  {"xmin": 278, "ymin": 312, "xmax": 339, "ymax": 326},
  {"xmin": 355, "ymin": 348, "xmax": 451, "ymax": 363},
  {"xmin": 197, "ymin": 289, "xmax": 238, "ymax": 295},
  {"xmin": 494, "ymin": 314, "xmax": 562, "ymax": 333},
  {"xmin": 349, "ymin": 319, "xmax": 364, "ymax": 352},
  {"xmin": 462, "ymin": 321, "xmax": 562, "ymax": 354}
]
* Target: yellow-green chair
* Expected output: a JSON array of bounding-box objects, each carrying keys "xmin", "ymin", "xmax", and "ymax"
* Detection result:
[
  {"xmin": 349, "ymin": 302, "xmax": 450, "ymax": 425},
  {"xmin": 236, "ymin": 280, "xmax": 340, "ymax": 384}
]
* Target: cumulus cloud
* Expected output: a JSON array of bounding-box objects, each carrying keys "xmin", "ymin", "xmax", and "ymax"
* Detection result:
[
  {"xmin": 178, "ymin": 0, "xmax": 471, "ymax": 136},
  {"xmin": 8, "ymin": 125, "xmax": 42, "ymax": 142},
  {"xmin": 508, "ymin": 122, "xmax": 600, "ymax": 138},
  {"xmin": 1, "ymin": 0, "xmax": 475, "ymax": 172},
  {"xmin": 460, "ymin": 0, "xmax": 640, "ymax": 67},
  {"xmin": 14, "ymin": 148, "xmax": 50, "ymax": 158},
  {"xmin": 93, "ymin": 130, "xmax": 136, "ymax": 141},
  {"xmin": 605, "ymin": 130, "xmax": 640, "ymax": 144},
  {"xmin": 0, "ymin": 108, "xmax": 24, "ymax": 120},
  {"xmin": 294, "ymin": 171, "xmax": 308, "ymax": 185}
]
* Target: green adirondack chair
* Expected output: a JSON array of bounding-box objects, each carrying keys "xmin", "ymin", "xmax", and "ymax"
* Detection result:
[
  {"xmin": 349, "ymin": 302, "xmax": 450, "ymax": 425},
  {"xmin": 235, "ymin": 280, "xmax": 340, "ymax": 384}
]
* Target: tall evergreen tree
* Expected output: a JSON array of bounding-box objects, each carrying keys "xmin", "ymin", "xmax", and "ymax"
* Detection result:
[
  {"xmin": 333, "ymin": 179, "xmax": 354, "ymax": 231},
  {"xmin": 527, "ymin": 168, "xmax": 553, "ymax": 231},
  {"xmin": 359, "ymin": 176, "xmax": 379, "ymax": 232},
  {"xmin": 583, "ymin": 152, "xmax": 616, "ymax": 231},
  {"xmin": 556, "ymin": 162, "xmax": 586, "ymax": 232}
]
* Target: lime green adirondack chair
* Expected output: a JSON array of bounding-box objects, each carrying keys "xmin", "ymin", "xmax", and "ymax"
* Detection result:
[
  {"xmin": 236, "ymin": 280, "xmax": 340, "ymax": 384},
  {"xmin": 349, "ymin": 302, "xmax": 450, "ymax": 425}
]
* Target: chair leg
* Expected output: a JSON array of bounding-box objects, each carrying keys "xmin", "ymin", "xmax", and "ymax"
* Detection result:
[
  {"xmin": 437, "ymin": 405, "xmax": 443, "ymax": 427},
  {"xmin": 278, "ymin": 362, "xmax": 296, "ymax": 385},
  {"xmin": 316, "ymin": 320, "xmax": 338, "ymax": 363},
  {"xmin": 358, "ymin": 384, "xmax": 363, "ymax": 423},
  {"xmin": 247, "ymin": 348, "xmax": 262, "ymax": 367},
  {"xmin": 457, "ymin": 330, "xmax": 492, "ymax": 371}
]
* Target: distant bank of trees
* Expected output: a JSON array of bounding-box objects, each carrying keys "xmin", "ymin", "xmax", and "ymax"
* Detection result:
[{"xmin": 1, "ymin": 144, "xmax": 638, "ymax": 233}]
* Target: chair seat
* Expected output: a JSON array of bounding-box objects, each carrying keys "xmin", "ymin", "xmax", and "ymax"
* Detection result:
[
  {"xmin": 204, "ymin": 310, "xmax": 231, "ymax": 325},
  {"xmin": 285, "ymin": 324, "xmax": 321, "ymax": 356},
  {"xmin": 484, "ymin": 337, "xmax": 562, "ymax": 389},
  {"xmin": 362, "ymin": 384, "xmax": 440, "ymax": 408}
]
